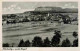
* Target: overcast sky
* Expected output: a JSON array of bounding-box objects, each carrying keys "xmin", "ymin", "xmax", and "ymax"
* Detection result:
[{"xmin": 2, "ymin": 2, "xmax": 78, "ymax": 14}]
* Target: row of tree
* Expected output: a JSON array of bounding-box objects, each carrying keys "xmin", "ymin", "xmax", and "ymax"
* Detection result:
[{"xmin": 3, "ymin": 31, "xmax": 78, "ymax": 47}]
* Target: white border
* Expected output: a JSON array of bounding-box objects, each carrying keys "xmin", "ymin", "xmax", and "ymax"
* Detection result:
[{"xmin": 1, "ymin": 0, "xmax": 80, "ymax": 51}]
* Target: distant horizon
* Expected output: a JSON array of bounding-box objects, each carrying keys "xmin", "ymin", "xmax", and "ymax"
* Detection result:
[
  {"xmin": 3, "ymin": 6, "xmax": 78, "ymax": 15},
  {"xmin": 3, "ymin": 2, "xmax": 78, "ymax": 14}
]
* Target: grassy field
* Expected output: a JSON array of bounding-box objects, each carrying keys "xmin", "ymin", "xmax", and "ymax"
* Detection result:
[{"xmin": 2, "ymin": 21, "xmax": 78, "ymax": 47}]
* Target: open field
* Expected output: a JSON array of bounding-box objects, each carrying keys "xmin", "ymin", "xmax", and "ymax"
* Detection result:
[{"xmin": 2, "ymin": 21, "xmax": 78, "ymax": 47}]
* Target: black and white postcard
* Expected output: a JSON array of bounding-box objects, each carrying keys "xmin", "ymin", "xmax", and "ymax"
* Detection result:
[{"xmin": 1, "ymin": 0, "xmax": 80, "ymax": 51}]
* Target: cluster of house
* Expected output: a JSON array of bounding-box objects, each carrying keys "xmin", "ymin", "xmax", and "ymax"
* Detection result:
[{"xmin": 2, "ymin": 13, "xmax": 63, "ymax": 24}]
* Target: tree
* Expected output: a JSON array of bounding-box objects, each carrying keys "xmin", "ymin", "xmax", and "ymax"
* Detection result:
[
  {"xmin": 51, "ymin": 35, "xmax": 60, "ymax": 47},
  {"xmin": 43, "ymin": 37, "xmax": 51, "ymax": 47},
  {"xmin": 18, "ymin": 39, "xmax": 25, "ymax": 47},
  {"xmin": 51, "ymin": 30, "xmax": 62, "ymax": 46},
  {"xmin": 32, "ymin": 36, "xmax": 43, "ymax": 47},
  {"xmin": 62, "ymin": 15, "xmax": 71, "ymax": 24},
  {"xmin": 54, "ymin": 30, "xmax": 61, "ymax": 38},
  {"xmin": 3, "ymin": 43, "xmax": 9, "ymax": 47},
  {"xmin": 7, "ymin": 21, "xmax": 10, "ymax": 24},
  {"xmin": 73, "ymin": 31, "xmax": 78, "ymax": 38},
  {"xmin": 73, "ymin": 39, "xmax": 78, "ymax": 47},
  {"xmin": 61, "ymin": 38, "xmax": 71, "ymax": 47},
  {"xmin": 24, "ymin": 40, "xmax": 31, "ymax": 47}
]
